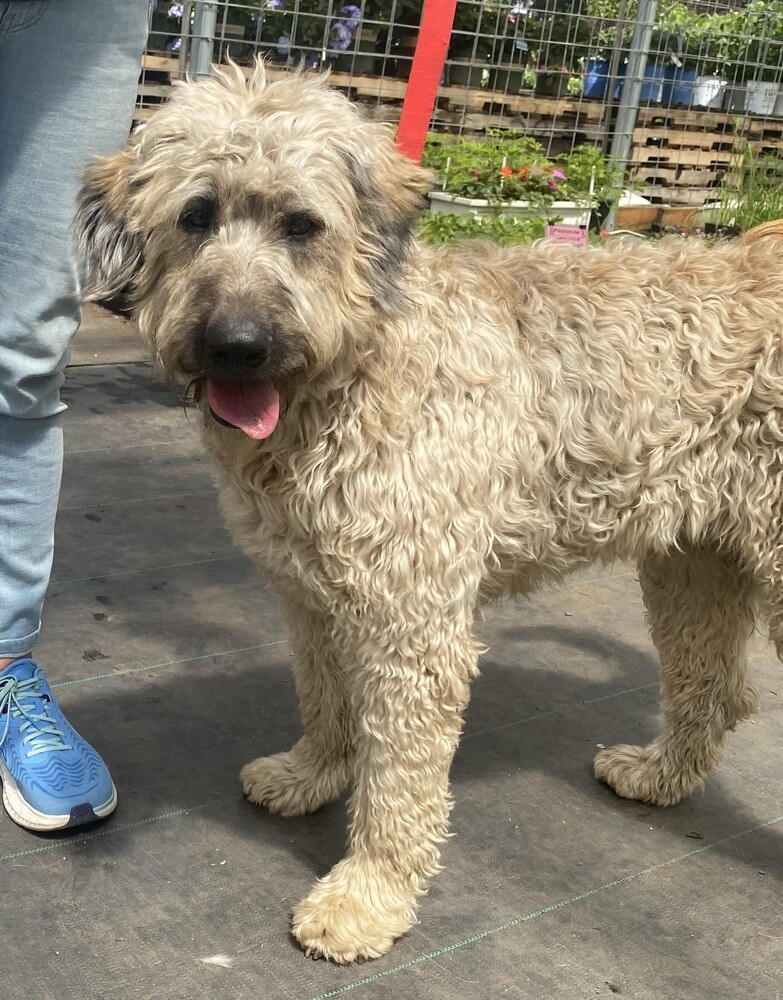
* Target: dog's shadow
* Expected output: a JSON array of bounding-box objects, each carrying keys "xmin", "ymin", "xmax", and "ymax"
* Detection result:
[{"xmin": 38, "ymin": 617, "xmax": 782, "ymax": 892}]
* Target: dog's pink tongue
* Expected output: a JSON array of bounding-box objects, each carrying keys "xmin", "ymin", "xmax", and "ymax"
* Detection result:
[{"xmin": 207, "ymin": 378, "xmax": 280, "ymax": 439}]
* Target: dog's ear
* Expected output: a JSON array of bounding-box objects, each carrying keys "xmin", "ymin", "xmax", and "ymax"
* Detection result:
[
  {"xmin": 74, "ymin": 149, "xmax": 144, "ymax": 303},
  {"xmin": 342, "ymin": 134, "xmax": 432, "ymax": 306}
]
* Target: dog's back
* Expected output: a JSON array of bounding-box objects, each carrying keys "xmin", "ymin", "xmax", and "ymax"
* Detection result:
[{"xmin": 404, "ymin": 232, "xmax": 783, "ymax": 581}]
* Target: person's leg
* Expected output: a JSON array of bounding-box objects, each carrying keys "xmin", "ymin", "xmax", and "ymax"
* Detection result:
[
  {"xmin": 0, "ymin": 420, "xmax": 62, "ymax": 667},
  {"xmin": 0, "ymin": 0, "xmax": 149, "ymax": 829}
]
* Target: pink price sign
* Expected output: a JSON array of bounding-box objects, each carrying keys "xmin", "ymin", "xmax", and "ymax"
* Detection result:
[{"xmin": 545, "ymin": 224, "xmax": 589, "ymax": 247}]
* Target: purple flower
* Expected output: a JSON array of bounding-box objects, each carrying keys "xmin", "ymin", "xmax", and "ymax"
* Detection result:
[
  {"xmin": 547, "ymin": 178, "xmax": 558, "ymax": 189},
  {"xmin": 552, "ymin": 169, "xmax": 567, "ymax": 180},
  {"xmin": 168, "ymin": 2, "xmax": 184, "ymax": 18},
  {"xmin": 330, "ymin": 21, "xmax": 353, "ymax": 50},
  {"xmin": 167, "ymin": 36, "xmax": 182, "ymax": 51},
  {"xmin": 266, "ymin": 0, "xmax": 283, "ymax": 9},
  {"xmin": 339, "ymin": 5, "xmax": 362, "ymax": 29}
]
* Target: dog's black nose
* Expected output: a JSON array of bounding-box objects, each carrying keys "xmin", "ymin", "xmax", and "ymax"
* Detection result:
[{"xmin": 204, "ymin": 316, "xmax": 271, "ymax": 371}]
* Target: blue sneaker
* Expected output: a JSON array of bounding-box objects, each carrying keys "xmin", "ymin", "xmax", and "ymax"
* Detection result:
[{"xmin": 0, "ymin": 659, "xmax": 116, "ymax": 831}]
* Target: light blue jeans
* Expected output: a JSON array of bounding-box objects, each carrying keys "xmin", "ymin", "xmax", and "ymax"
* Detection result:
[{"xmin": 0, "ymin": 0, "xmax": 149, "ymax": 657}]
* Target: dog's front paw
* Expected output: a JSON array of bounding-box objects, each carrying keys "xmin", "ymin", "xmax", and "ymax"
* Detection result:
[
  {"xmin": 594, "ymin": 743, "xmax": 702, "ymax": 807},
  {"xmin": 292, "ymin": 861, "xmax": 416, "ymax": 963},
  {"xmin": 241, "ymin": 748, "xmax": 347, "ymax": 817}
]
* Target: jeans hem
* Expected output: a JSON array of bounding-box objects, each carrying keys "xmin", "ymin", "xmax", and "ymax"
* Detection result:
[{"xmin": 0, "ymin": 627, "xmax": 40, "ymax": 657}]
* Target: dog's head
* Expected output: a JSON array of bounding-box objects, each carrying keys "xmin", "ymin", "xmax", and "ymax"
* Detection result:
[{"xmin": 75, "ymin": 62, "xmax": 430, "ymax": 439}]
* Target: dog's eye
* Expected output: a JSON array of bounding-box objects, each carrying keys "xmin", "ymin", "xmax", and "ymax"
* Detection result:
[
  {"xmin": 285, "ymin": 212, "xmax": 319, "ymax": 240},
  {"xmin": 180, "ymin": 205, "xmax": 214, "ymax": 232}
]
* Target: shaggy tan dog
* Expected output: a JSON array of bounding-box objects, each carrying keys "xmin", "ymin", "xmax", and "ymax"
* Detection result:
[{"xmin": 75, "ymin": 62, "xmax": 783, "ymax": 963}]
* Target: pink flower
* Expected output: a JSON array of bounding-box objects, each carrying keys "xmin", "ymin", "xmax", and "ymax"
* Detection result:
[{"xmin": 552, "ymin": 169, "xmax": 567, "ymax": 180}]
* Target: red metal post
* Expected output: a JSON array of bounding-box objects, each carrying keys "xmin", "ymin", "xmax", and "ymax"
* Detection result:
[{"xmin": 395, "ymin": 0, "xmax": 458, "ymax": 163}]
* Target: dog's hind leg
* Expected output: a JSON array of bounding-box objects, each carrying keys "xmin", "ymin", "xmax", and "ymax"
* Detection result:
[
  {"xmin": 241, "ymin": 602, "xmax": 352, "ymax": 817},
  {"xmin": 595, "ymin": 547, "xmax": 757, "ymax": 806}
]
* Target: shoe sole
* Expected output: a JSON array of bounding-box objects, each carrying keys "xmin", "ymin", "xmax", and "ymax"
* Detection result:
[{"xmin": 0, "ymin": 760, "xmax": 117, "ymax": 832}]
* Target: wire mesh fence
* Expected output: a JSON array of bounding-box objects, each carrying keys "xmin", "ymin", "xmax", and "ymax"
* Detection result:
[{"xmin": 140, "ymin": 1, "xmax": 783, "ymax": 229}]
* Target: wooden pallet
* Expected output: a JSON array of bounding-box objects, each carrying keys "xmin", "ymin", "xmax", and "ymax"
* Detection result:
[
  {"xmin": 636, "ymin": 104, "xmax": 783, "ymax": 135},
  {"xmin": 134, "ymin": 52, "xmax": 181, "ymax": 119},
  {"xmin": 134, "ymin": 53, "xmax": 782, "ymax": 207},
  {"xmin": 638, "ymin": 186, "xmax": 719, "ymax": 207},
  {"xmin": 135, "ymin": 52, "xmax": 603, "ymax": 131},
  {"xmin": 627, "ymin": 104, "xmax": 783, "ymax": 205}
]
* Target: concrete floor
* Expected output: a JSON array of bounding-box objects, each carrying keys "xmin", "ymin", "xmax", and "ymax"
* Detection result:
[{"xmin": 2, "ymin": 308, "xmax": 781, "ymax": 999}]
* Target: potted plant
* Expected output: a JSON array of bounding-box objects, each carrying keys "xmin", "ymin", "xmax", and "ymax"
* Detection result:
[
  {"xmin": 239, "ymin": 0, "xmax": 383, "ymax": 72},
  {"xmin": 147, "ymin": 1, "xmax": 191, "ymax": 54},
  {"xmin": 422, "ymin": 133, "xmax": 609, "ymax": 228},
  {"xmin": 742, "ymin": 0, "xmax": 783, "ymax": 116},
  {"xmin": 534, "ymin": 63, "xmax": 584, "ymax": 98},
  {"xmin": 656, "ymin": 1, "xmax": 700, "ymax": 106},
  {"xmin": 581, "ymin": 0, "xmax": 632, "ymax": 100},
  {"xmin": 444, "ymin": 0, "xmax": 495, "ymax": 90},
  {"xmin": 702, "ymin": 140, "xmax": 783, "ymax": 230},
  {"xmin": 480, "ymin": 1, "xmax": 543, "ymax": 96},
  {"xmin": 417, "ymin": 211, "xmax": 547, "ymax": 246},
  {"xmin": 511, "ymin": 3, "xmax": 590, "ymax": 99},
  {"xmin": 688, "ymin": 9, "xmax": 744, "ymax": 110},
  {"xmin": 582, "ymin": 50, "xmax": 612, "ymax": 99},
  {"xmin": 559, "ymin": 144, "xmax": 624, "ymax": 209}
]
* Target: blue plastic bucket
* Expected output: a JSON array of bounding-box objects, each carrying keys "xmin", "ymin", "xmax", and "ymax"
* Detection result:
[
  {"xmin": 640, "ymin": 61, "xmax": 665, "ymax": 102},
  {"xmin": 583, "ymin": 57, "xmax": 609, "ymax": 99},
  {"xmin": 662, "ymin": 64, "xmax": 698, "ymax": 106}
]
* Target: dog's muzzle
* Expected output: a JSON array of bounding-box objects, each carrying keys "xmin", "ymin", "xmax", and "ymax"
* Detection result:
[
  {"xmin": 204, "ymin": 315, "xmax": 272, "ymax": 375},
  {"xmin": 202, "ymin": 316, "xmax": 281, "ymax": 440}
]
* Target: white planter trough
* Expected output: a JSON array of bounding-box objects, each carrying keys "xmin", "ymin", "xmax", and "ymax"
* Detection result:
[
  {"xmin": 744, "ymin": 79, "xmax": 780, "ymax": 115},
  {"xmin": 693, "ymin": 75, "xmax": 727, "ymax": 109},
  {"xmin": 694, "ymin": 198, "xmax": 739, "ymax": 228},
  {"xmin": 428, "ymin": 191, "xmax": 593, "ymax": 227}
]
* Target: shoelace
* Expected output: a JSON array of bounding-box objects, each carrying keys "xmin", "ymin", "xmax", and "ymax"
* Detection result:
[{"xmin": 0, "ymin": 674, "xmax": 73, "ymax": 757}]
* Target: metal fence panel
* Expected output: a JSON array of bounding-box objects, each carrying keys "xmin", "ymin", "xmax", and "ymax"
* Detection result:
[{"xmin": 141, "ymin": 1, "xmax": 783, "ymax": 226}]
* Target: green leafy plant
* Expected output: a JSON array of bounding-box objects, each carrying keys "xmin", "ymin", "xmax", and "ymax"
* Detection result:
[
  {"xmin": 585, "ymin": 0, "xmax": 639, "ymax": 49},
  {"xmin": 422, "ymin": 132, "xmax": 562, "ymax": 207},
  {"xmin": 650, "ymin": 0, "xmax": 783, "ymax": 79},
  {"xmin": 741, "ymin": 0, "xmax": 783, "ymax": 81},
  {"xmin": 583, "ymin": 0, "xmax": 775, "ymax": 80},
  {"xmin": 449, "ymin": 0, "xmax": 508, "ymax": 60},
  {"xmin": 519, "ymin": 1, "xmax": 595, "ymax": 78},
  {"xmin": 694, "ymin": 9, "xmax": 749, "ymax": 77},
  {"xmin": 416, "ymin": 210, "xmax": 546, "ymax": 245},
  {"xmin": 422, "ymin": 131, "xmax": 621, "ymax": 207},
  {"xmin": 559, "ymin": 145, "xmax": 623, "ymax": 204},
  {"xmin": 718, "ymin": 141, "xmax": 783, "ymax": 230}
]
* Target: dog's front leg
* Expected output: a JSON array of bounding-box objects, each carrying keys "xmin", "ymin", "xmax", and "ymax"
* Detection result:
[
  {"xmin": 291, "ymin": 615, "xmax": 480, "ymax": 963},
  {"xmin": 242, "ymin": 601, "xmax": 353, "ymax": 816}
]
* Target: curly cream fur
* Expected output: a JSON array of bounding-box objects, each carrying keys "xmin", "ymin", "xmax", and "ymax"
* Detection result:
[{"xmin": 76, "ymin": 62, "xmax": 783, "ymax": 963}]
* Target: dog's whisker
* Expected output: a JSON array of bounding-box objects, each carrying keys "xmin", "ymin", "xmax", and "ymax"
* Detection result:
[{"xmin": 181, "ymin": 375, "xmax": 205, "ymax": 408}]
